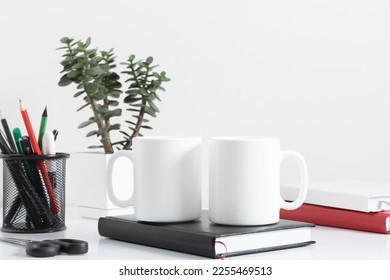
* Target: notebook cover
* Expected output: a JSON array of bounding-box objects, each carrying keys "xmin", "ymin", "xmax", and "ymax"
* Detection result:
[
  {"xmin": 281, "ymin": 181, "xmax": 390, "ymax": 212},
  {"xmin": 98, "ymin": 211, "xmax": 315, "ymax": 258},
  {"xmin": 280, "ymin": 203, "xmax": 390, "ymax": 234}
]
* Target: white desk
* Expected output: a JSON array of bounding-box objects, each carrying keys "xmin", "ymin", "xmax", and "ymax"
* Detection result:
[{"xmin": 1, "ymin": 208, "xmax": 390, "ymax": 260}]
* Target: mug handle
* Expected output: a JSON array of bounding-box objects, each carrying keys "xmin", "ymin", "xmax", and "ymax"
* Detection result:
[
  {"xmin": 280, "ymin": 150, "xmax": 308, "ymax": 210},
  {"xmin": 106, "ymin": 150, "xmax": 135, "ymax": 208}
]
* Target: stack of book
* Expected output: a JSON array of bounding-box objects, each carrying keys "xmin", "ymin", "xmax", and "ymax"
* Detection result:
[
  {"xmin": 280, "ymin": 181, "xmax": 390, "ymax": 234},
  {"xmin": 98, "ymin": 210, "xmax": 315, "ymax": 259}
]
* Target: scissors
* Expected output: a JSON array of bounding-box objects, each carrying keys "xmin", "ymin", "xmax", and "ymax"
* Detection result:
[{"xmin": 0, "ymin": 238, "xmax": 88, "ymax": 257}]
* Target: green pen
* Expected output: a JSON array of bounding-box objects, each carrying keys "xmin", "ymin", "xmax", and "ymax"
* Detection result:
[
  {"xmin": 38, "ymin": 106, "xmax": 48, "ymax": 150},
  {"xmin": 13, "ymin": 127, "xmax": 33, "ymax": 177},
  {"xmin": 12, "ymin": 127, "xmax": 23, "ymax": 154}
]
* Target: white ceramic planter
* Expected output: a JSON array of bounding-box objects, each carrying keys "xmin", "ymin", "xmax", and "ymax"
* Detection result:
[{"xmin": 70, "ymin": 152, "xmax": 134, "ymax": 219}]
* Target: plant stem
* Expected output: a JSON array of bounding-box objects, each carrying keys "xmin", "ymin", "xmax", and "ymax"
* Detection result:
[
  {"xmin": 81, "ymin": 48, "xmax": 113, "ymax": 153},
  {"xmin": 123, "ymin": 62, "xmax": 149, "ymax": 150},
  {"xmin": 88, "ymin": 99, "xmax": 113, "ymax": 153},
  {"xmin": 123, "ymin": 98, "xmax": 146, "ymax": 150}
]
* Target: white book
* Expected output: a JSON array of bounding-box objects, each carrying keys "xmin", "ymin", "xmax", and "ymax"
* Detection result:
[{"xmin": 281, "ymin": 181, "xmax": 390, "ymax": 213}]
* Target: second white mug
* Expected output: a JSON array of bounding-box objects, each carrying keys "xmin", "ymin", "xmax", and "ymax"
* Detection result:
[{"xmin": 209, "ymin": 137, "xmax": 308, "ymax": 226}]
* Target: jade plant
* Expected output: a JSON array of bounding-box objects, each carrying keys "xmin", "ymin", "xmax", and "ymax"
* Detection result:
[{"xmin": 57, "ymin": 37, "xmax": 170, "ymax": 153}]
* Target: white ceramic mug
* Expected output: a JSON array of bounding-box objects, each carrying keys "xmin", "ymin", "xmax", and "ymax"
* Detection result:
[
  {"xmin": 209, "ymin": 137, "xmax": 308, "ymax": 226},
  {"xmin": 106, "ymin": 136, "xmax": 202, "ymax": 222}
]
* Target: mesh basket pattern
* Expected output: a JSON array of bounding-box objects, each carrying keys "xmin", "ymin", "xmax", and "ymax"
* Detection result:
[{"xmin": 2, "ymin": 153, "xmax": 69, "ymax": 233}]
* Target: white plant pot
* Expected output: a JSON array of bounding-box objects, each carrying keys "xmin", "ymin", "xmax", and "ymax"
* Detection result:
[{"xmin": 70, "ymin": 152, "xmax": 134, "ymax": 219}]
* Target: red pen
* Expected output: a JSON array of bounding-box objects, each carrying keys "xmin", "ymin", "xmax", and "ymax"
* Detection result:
[{"xmin": 19, "ymin": 100, "xmax": 59, "ymax": 214}]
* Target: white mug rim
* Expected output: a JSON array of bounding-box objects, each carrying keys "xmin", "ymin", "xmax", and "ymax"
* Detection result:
[
  {"xmin": 133, "ymin": 136, "xmax": 202, "ymax": 141},
  {"xmin": 209, "ymin": 136, "xmax": 280, "ymax": 142}
]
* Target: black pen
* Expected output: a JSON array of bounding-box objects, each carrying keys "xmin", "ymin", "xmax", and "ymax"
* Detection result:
[
  {"xmin": 0, "ymin": 129, "xmax": 13, "ymax": 154},
  {"xmin": 52, "ymin": 129, "xmax": 59, "ymax": 141},
  {"xmin": 0, "ymin": 110, "xmax": 17, "ymax": 153},
  {"xmin": 20, "ymin": 136, "xmax": 34, "ymax": 155}
]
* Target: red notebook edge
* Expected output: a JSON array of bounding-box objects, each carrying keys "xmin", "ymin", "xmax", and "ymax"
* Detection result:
[{"xmin": 280, "ymin": 203, "xmax": 390, "ymax": 234}]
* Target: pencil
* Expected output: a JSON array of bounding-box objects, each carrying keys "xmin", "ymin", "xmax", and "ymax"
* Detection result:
[
  {"xmin": 19, "ymin": 100, "xmax": 60, "ymax": 214},
  {"xmin": 0, "ymin": 110, "xmax": 17, "ymax": 153},
  {"xmin": 38, "ymin": 106, "xmax": 48, "ymax": 150}
]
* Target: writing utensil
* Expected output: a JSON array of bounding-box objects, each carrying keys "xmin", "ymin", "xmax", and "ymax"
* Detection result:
[
  {"xmin": 52, "ymin": 129, "xmax": 59, "ymax": 141},
  {"xmin": 38, "ymin": 106, "xmax": 48, "ymax": 150},
  {"xmin": 12, "ymin": 128, "xmax": 24, "ymax": 154},
  {"xmin": 42, "ymin": 131, "xmax": 56, "ymax": 155},
  {"xmin": 0, "ymin": 128, "xmax": 13, "ymax": 155},
  {"xmin": 20, "ymin": 136, "xmax": 34, "ymax": 155},
  {"xmin": 43, "ymin": 131, "xmax": 57, "ymax": 188},
  {"xmin": 0, "ymin": 110, "xmax": 17, "ymax": 153},
  {"xmin": 19, "ymin": 100, "xmax": 59, "ymax": 214}
]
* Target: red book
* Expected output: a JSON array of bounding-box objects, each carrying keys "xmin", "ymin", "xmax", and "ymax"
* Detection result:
[{"xmin": 280, "ymin": 203, "xmax": 390, "ymax": 234}]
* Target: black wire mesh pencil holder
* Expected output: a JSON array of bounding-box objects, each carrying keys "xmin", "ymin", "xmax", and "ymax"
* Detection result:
[{"xmin": 1, "ymin": 153, "xmax": 70, "ymax": 233}]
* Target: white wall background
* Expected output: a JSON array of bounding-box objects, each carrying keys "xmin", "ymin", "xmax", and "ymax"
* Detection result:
[{"xmin": 0, "ymin": 0, "xmax": 389, "ymax": 206}]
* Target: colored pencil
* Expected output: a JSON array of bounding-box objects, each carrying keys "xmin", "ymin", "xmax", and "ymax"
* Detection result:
[{"xmin": 38, "ymin": 106, "xmax": 48, "ymax": 150}]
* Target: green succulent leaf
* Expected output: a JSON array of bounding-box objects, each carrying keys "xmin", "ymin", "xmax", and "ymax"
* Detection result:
[
  {"xmin": 67, "ymin": 70, "xmax": 81, "ymax": 79},
  {"xmin": 108, "ymin": 100, "xmax": 119, "ymax": 106},
  {"xmin": 88, "ymin": 145, "xmax": 103, "ymax": 149},
  {"xmin": 93, "ymin": 89, "xmax": 106, "ymax": 101},
  {"xmin": 60, "ymin": 37, "xmax": 72, "ymax": 44},
  {"xmin": 76, "ymin": 103, "xmax": 89, "ymax": 112},
  {"xmin": 147, "ymin": 99, "xmax": 160, "ymax": 113},
  {"xmin": 78, "ymin": 119, "xmax": 95, "ymax": 128},
  {"xmin": 86, "ymin": 130, "xmax": 98, "ymax": 137},
  {"xmin": 146, "ymin": 57, "xmax": 153, "ymax": 65},
  {"xmin": 83, "ymin": 82, "xmax": 98, "ymax": 95},
  {"xmin": 102, "ymin": 108, "xmax": 122, "ymax": 120},
  {"xmin": 141, "ymin": 125, "xmax": 153, "ymax": 129},
  {"xmin": 124, "ymin": 96, "xmax": 142, "ymax": 104},
  {"xmin": 58, "ymin": 74, "xmax": 72, "ymax": 87},
  {"xmin": 108, "ymin": 89, "xmax": 122, "ymax": 98},
  {"xmin": 120, "ymin": 131, "xmax": 131, "ymax": 138},
  {"xmin": 125, "ymin": 89, "xmax": 141, "ymax": 95},
  {"xmin": 108, "ymin": 123, "xmax": 121, "ymax": 131},
  {"xmin": 126, "ymin": 108, "xmax": 141, "ymax": 113},
  {"xmin": 73, "ymin": 90, "xmax": 85, "ymax": 98},
  {"xmin": 144, "ymin": 106, "xmax": 157, "ymax": 118},
  {"xmin": 71, "ymin": 63, "xmax": 84, "ymax": 70},
  {"xmin": 85, "ymin": 37, "xmax": 92, "ymax": 48},
  {"xmin": 85, "ymin": 68, "xmax": 100, "ymax": 76}
]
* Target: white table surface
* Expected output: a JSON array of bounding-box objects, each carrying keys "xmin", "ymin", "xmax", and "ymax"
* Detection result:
[{"xmin": 1, "ymin": 208, "xmax": 390, "ymax": 260}]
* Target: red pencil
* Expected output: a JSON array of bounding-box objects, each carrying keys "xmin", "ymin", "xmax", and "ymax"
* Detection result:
[{"xmin": 20, "ymin": 100, "xmax": 59, "ymax": 213}]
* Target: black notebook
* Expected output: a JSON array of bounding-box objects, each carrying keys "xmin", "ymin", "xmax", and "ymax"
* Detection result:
[{"xmin": 98, "ymin": 211, "xmax": 315, "ymax": 259}]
